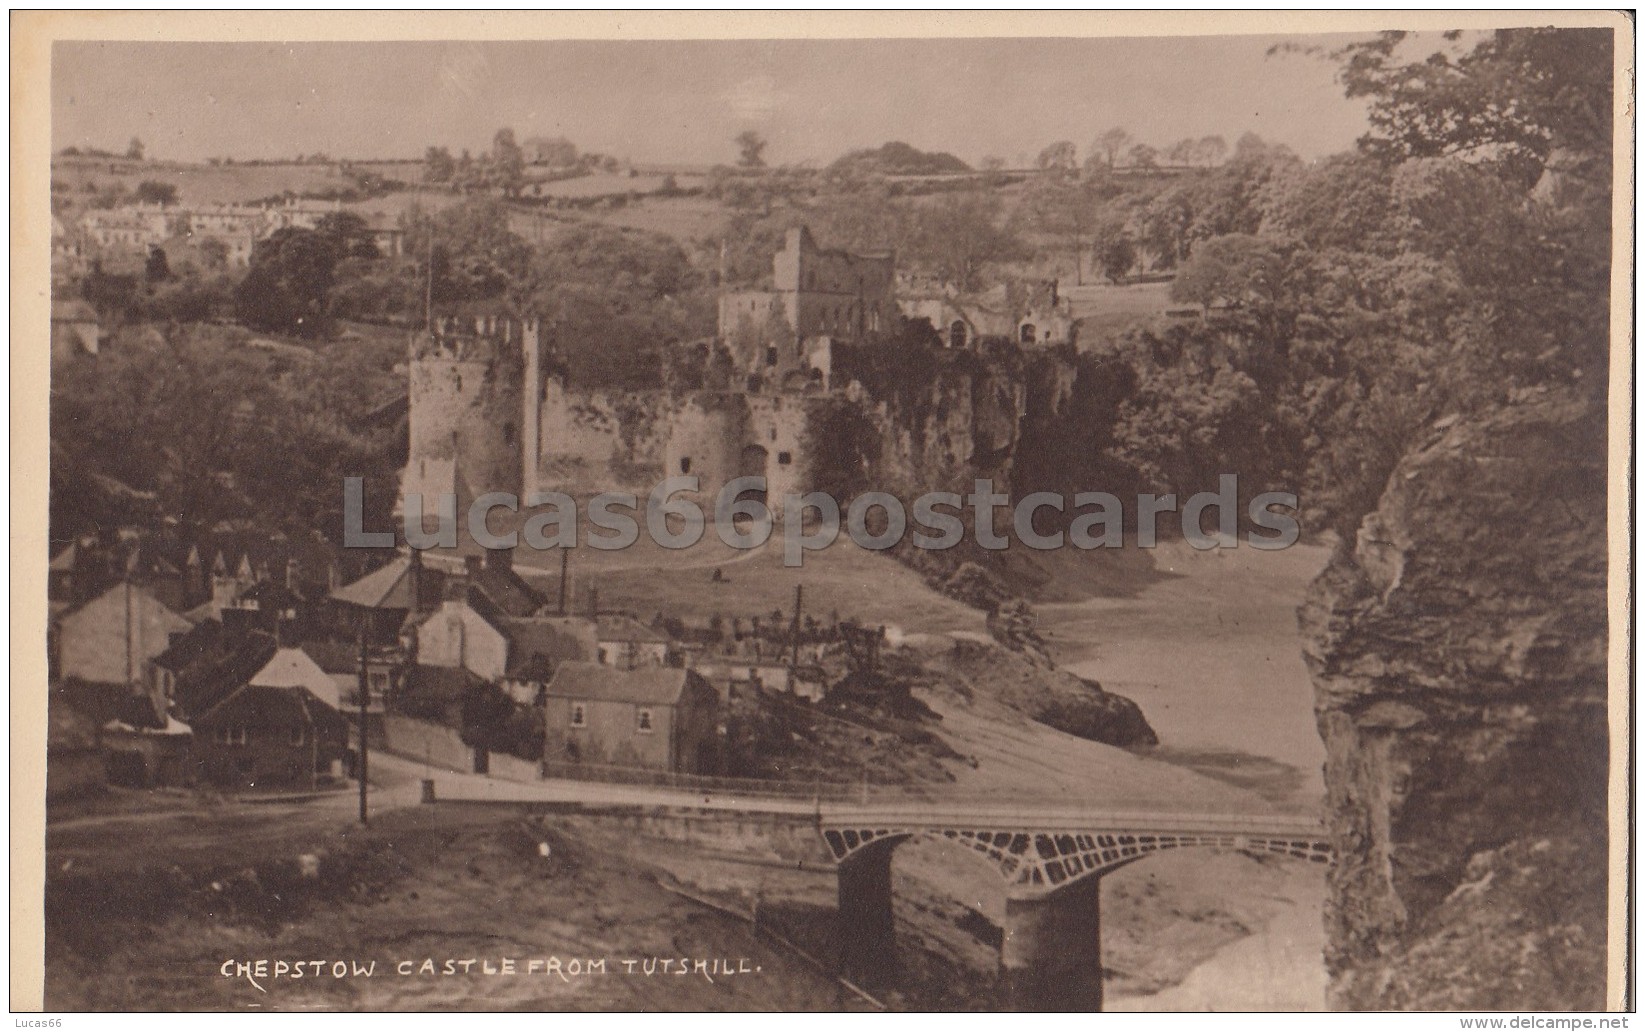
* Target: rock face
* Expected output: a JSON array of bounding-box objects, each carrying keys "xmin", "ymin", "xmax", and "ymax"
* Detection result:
[
  {"xmin": 943, "ymin": 637, "xmax": 1158, "ymax": 749},
  {"xmin": 1300, "ymin": 389, "xmax": 1609, "ymax": 1010}
]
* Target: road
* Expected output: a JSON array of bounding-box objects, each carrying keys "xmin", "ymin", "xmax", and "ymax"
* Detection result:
[{"xmin": 380, "ymin": 750, "xmax": 1327, "ymax": 843}]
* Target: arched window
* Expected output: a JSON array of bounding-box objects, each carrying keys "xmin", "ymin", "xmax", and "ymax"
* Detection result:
[
  {"xmin": 1019, "ymin": 323, "xmax": 1037, "ymax": 344},
  {"xmin": 949, "ymin": 321, "xmax": 969, "ymax": 349}
]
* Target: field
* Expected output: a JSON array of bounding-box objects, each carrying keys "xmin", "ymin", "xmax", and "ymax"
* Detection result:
[{"xmin": 1061, "ymin": 280, "xmax": 1176, "ymax": 342}]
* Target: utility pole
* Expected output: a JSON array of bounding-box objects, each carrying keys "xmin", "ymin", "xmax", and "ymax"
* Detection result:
[
  {"xmin": 790, "ymin": 583, "xmax": 803, "ymax": 672},
  {"xmin": 558, "ymin": 547, "xmax": 570, "ymax": 616},
  {"xmin": 357, "ymin": 625, "xmax": 369, "ymax": 825}
]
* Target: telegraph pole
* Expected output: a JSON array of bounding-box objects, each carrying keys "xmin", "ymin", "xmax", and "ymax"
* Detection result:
[
  {"xmin": 558, "ymin": 546, "xmax": 570, "ymax": 616},
  {"xmin": 357, "ymin": 625, "xmax": 369, "ymax": 824},
  {"xmin": 790, "ymin": 583, "xmax": 803, "ymax": 672}
]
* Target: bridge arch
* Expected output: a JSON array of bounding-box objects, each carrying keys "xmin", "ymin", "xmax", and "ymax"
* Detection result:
[
  {"xmin": 822, "ymin": 816, "xmax": 1330, "ymax": 1010},
  {"xmin": 823, "ymin": 824, "xmax": 1328, "ymax": 891}
]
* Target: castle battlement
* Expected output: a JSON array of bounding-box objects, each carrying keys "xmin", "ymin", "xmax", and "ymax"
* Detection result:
[{"xmin": 413, "ymin": 314, "xmax": 542, "ymax": 364}]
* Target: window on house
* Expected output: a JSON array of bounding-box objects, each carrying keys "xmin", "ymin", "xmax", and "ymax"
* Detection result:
[
  {"xmin": 369, "ymin": 670, "xmax": 389, "ymax": 695},
  {"xmin": 679, "ymin": 457, "xmax": 692, "ymax": 474},
  {"xmin": 765, "ymin": 346, "xmax": 778, "ymax": 367},
  {"xmin": 1020, "ymin": 324, "xmax": 1037, "ymax": 344},
  {"xmin": 570, "ymin": 704, "xmax": 587, "ymax": 728},
  {"xmin": 777, "ymin": 452, "xmax": 792, "ymax": 466},
  {"xmin": 503, "ymin": 422, "xmax": 516, "ymax": 446},
  {"xmin": 290, "ymin": 727, "xmax": 305, "ymax": 747},
  {"xmin": 637, "ymin": 709, "xmax": 655, "ymax": 734},
  {"xmin": 219, "ymin": 726, "xmax": 248, "ymax": 746}
]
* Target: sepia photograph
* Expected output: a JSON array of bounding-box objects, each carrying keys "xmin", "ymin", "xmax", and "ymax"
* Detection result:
[{"xmin": 14, "ymin": 11, "xmax": 1632, "ymax": 1015}]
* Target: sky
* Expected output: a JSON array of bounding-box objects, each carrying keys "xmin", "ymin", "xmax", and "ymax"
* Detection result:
[{"xmin": 53, "ymin": 35, "xmax": 1374, "ymax": 167}]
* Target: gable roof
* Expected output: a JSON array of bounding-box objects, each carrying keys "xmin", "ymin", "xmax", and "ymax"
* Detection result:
[
  {"xmin": 152, "ymin": 617, "xmax": 226, "ymax": 673},
  {"xmin": 194, "ymin": 682, "xmax": 343, "ymax": 731},
  {"xmin": 300, "ymin": 639, "xmax": 360, "ymax": 676},
  {"xmin": 249, "ymin": 647, "xmax": 342, "ymax": 710},
  {"xmin": 545, "ymin": 661, "xmax": 703, "ymax": 707},
  {"xmin": 170, "ymin": 630, "xmax": 279, "ymax": 721},
  {"xmin": 329, "ymin": 556, "xmax": 444, "ymax": 611},
  {"xmin": 595, "ymin": 614, "xmax": 670, "ymax": 645},
  {"xmin": 469, "ymin": 562, "xmax": 548, "ymax": 618},
  {"xmin": 501, "ymin": 616, "xmax": 597, "ymax": 680}
]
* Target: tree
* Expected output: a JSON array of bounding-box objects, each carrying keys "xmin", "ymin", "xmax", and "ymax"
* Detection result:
[
  {"xmin": 735, "ymin": 130, "xmax": 768, "ymax": 169},
  {"xmin": 1093, "ymin": 221, "xmax": 1136, "ymax": 284},
  {"xmin": 234, "ymin": 227, "xmax": 348, "ymax": 338},
  {"xmin": 1092, "ymin": 128, "xmax": 1133, "ymax": 169},
  {"xmin": 1018, "ymin": 174, "xmax": 1097, "ymax": 284},
  {"xmin": 314, "ymin": 211, "xmax": 382, "ymax": 261},
  {"xmin": 144, "ymin": 246, "xmax": 170, "ymax": 284},
  {"xmin": 1197, "ymin": 135, "xmax": 1228, "ymax": 167},
  {"xmin": 1165, "ymin": 139, "xmax": 1199, "ymax": 167},
  {"xmin": 1126, "ymin": 144, "xmax": 1159, "ymax": 169},
  {"xmin": 905, "ymin": 190, "xmax": 1024, "ymax": 294},
  {"xmin": 524, "ymin": 135, "xmax": 578, "ymax": 167},
  {"xmin": 133, "ymin": 180, "xmax": 178, "ymax": 206},
  {"xmin": 403, "ymin": 198, "xmax": 533, "ymax": 309},
  {"xmin": 491, "ymin": 128, "xmax": 526, "ymax": 197},
  {"xmin": 1333, "ymin": 28, "xmax": 1614, "ymax": 189},
  {"xmin": 197, "ymin": 237, "xmax": 230, "ymax": 272},
  {"xmin": 1036, "ymin": 140, "xmax": 1078, "ymax": 173},
  {"xmin": 126, "ymin": 137, "xmax": 145, "ymax": 161},
  {"xmin": 424, "ymin": 146, "xmax": 455, "ymax": 183}
]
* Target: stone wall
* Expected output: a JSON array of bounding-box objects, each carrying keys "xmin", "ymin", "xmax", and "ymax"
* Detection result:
[{"xmin": 1299, "ymin": 388, "xmax": 1609, "ymax": 1010}]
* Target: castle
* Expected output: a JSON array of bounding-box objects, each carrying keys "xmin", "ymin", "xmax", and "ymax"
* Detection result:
[{"xmin": 400, "ymin": 225, "xmax": 1062, "ymax": 517}]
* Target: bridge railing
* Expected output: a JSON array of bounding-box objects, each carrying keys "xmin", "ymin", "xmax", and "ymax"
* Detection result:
[{"xmin": 538, "ymin": 760, "xmax": 863, "ymax": 802}]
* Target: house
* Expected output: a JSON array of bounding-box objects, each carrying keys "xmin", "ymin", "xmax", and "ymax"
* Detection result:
[
  {"xmin": 542, "ymin": 662, "xmax": 719, "ymax": 775},
  {"xmin": 191, "ymin": 647, "xmax": 348, "ymax": 788},
  {"xmin": 47, "ymin": 703, "xmax": 104, "ymax": 800},
  {"xmin": 160, "ymin": 623, "xmax": 279, "ymax": 723},
  {"xmin": 413, "ymin": 586, "xmax": 513, "ymax": 682},
  {"xmin": 221, "ymin": 579, "xmax": 306, "ymax": 639},
  {"xmin": 594, "ymin": 614, "xmax": 672, "ymax": 670},
  {"xmin": 54, "ymin": 581, "xmax": 192, "ymax": 691},
  {"xmin": 328, "ymin": 553, "xmax": 444, "ymax": 644},
  {"xmin": 396, "ymin": 663, "xmax": 489, "ymax": 727},
  {"xmin": 50, "ymin": 298, "xmax": 101, "ymax": 364},
  {"xmin": 412, "ymin": 582, "xmax": 595, "ymax": 701},
  {"xmin": 101, "ymin": 714, "xmax": 194, "ymax": 788},
  {"xmin": 498, "ymin": 615, "xmax": 598, "ymax": 704}
]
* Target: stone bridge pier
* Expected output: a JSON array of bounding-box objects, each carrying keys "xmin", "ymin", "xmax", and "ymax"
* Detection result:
[
  {"xmin": 835, "ymin": 837, "xmax": 1105, "ymax": 1009},
  {"xmin": 998, "ymin": 876, "xmax": 1104, "ymax": 1010}
]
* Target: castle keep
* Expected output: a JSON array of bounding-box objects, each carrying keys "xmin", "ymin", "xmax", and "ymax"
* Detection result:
[{"xmin": 401, "ymin": 226, "xmax": 1033, "ymax": 516}]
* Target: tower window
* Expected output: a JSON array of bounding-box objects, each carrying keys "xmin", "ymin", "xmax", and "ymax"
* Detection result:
[
  {"xmin": 570, "ymin": 703, "xmax": 587, "ymax": 728},
  {"xmin": 777, "ymin": 452, "xmax": 792, "ymax": 466},
  {"xmin": 765, "ymin": 346, "xmax": 778, "ymax": 367},
  {"xmin": 637, "ymin": 708, "xmax": 654, "ymax": 734},
  {"xmin": 679, "ymin": 457, "xmax": 692, "ymax": 474},
  {"xmin": 502, "ymin": 423, "xmax": 516, "ymax": 445}
]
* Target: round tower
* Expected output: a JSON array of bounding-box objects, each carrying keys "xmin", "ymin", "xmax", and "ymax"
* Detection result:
[{"xmin": 405, "ymin": 315, "xmax": 540, "ymax": 510}]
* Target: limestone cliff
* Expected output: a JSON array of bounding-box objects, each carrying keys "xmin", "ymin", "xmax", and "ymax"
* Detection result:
[{"xmin": 1300, "ymin": 388, "xmax": 1609, "ymax": 1010}]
